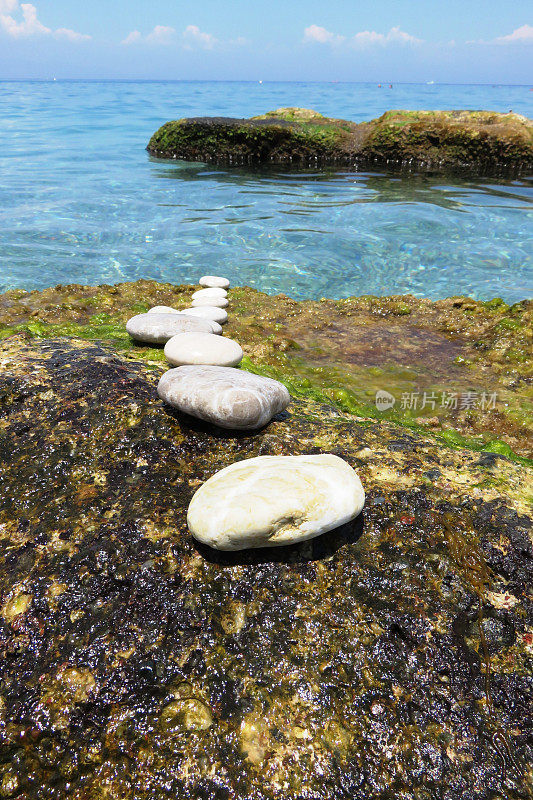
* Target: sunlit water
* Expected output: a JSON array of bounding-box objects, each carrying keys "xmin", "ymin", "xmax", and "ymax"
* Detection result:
[{"xmin": 0, "ymin": 80, "xmax": 531, "ymax": 301}]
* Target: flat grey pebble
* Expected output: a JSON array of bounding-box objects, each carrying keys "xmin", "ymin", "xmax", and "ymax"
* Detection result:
[
  {"xmin": 126, "ymin": 313, "xmax": 218, "ymax": 344},
  {"xmin": 157, "ymin": 365, "xmax": 290, "ymax": 430}
]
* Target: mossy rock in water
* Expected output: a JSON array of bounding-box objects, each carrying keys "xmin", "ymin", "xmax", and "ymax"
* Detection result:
[
  {"xmin": 0, "ymin": 295, "xmax": 532, "ymax": 797},
  {"xmin": 147, "ymin": 107, "xmax": 533, "ymax": 174}
]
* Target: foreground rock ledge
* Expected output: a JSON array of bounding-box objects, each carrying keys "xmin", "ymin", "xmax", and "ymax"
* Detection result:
[
  {"xmin": 147, "ymin": 107, "xmax": 533, "ymax": 174},
  {"xmin": 0, "ymin": 333, "xmax": 531, "ymax": 800}
]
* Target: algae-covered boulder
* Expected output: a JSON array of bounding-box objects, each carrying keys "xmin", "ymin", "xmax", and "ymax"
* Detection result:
[
  {"xmin": 0, "ymin": 282, "xmax": 532, "ymax": 798},
  {"xmin": 147, "ymin": 107, "xmax": 533, "ymax": 174}
]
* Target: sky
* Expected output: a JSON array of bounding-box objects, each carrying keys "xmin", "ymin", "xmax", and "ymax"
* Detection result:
[{"xmin": 0, "ymin": 0, "xmax": 531, "ymax": 83}]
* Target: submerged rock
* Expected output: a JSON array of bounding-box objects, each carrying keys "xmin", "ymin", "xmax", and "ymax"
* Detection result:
[
  {"xmin": 164, "ymin": 331, "xmax": 243, "ymax": 366},
  {"xmin": 187, "ymin": 454, "xmax": 365, "ymax": 550},
  {"xmin": 126, "ymin": 311, "xmax": 218, "ymax": 343},
  {"xmin": 0, "ymin": 334, "xmax": 531, "ymax": 799},
  {"xmin": 148, "ymin": 107, "xmax": 533, "ymax": 174},
  {"xmin": 157, "ymin": 364, "xmax": 290, "ymax": 429}
]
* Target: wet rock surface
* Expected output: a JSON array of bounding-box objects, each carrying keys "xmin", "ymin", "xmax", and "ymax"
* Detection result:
[
  {"xmin": 1, "ymin": 278, "xmax": 533, "ymax": 464},
  {"xmin": 147, "ymin": 107, "xmax": 533, "ymax": 175},
  {"xmin": 0, "ymin": 280, "xmax": 531, "ymax": 458},
  {"xmin": 0, "ymin": 333, "xmax": 531, "ymax": 799}
]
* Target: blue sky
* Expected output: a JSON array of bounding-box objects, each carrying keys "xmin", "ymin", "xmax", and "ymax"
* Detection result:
[{"xmin": 0, "ymin": 0, "xmax": 531, "ymax": 82}]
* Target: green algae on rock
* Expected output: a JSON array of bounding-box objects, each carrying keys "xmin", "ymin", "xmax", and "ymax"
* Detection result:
[
  {"xmin": 1, "ymin": 280, "xmax": 531, "ymax": 460},
  {"xmin": 147, "ymin": 107, "xmax": 533, "ymax": 174},
  {"xmin": 0, "ymin": 333, "xmax": 531, "ymax": 799}
]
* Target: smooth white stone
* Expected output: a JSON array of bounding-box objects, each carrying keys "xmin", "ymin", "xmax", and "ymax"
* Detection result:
[
  {"xmin": 157, "ymin": 365, "xmax": 290, "ymax": 430},
  {"xmin": 199, "ymin": 275, "xmax": 230, "ymax": 289},
  {"xmin": 180, "ymin": 306, "xmax": 228, "ymax": 324},
  {"xmin": 187, "ymin": 454, "xmax": 365, "ymax": 551},
  {"xmin": 191, "ymin": 296, "xmax": 228, "ymax": 309},
  {"xmin": 126, "ymin": 313, "xmax": 217, "ymax": 344},
  {"xmin": 192, "ymin": 287, "xmax": 227, "ymax": 301},
  {"xmin": 148, "ymin": 305, "xmax": 180, "ymax": 314},
  {"xmin": 164, "ymin": 332, "xmax": 243, "ymax": 367}
]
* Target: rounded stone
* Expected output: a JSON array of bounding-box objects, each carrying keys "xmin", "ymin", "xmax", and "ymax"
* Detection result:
[
  {"xmin": 180, "ymin": 306, "xmax": 228, "ymax": 324},
  {"xmin": 148, "ymin": 305, "xmax": 180, "ymax": 314},
  {"xmin": 126, "ymin": 313, "xmax": 217, "ymax": 344},
  {"xmin": 191, "ymin": 296, "xmax": 229, "ymax": 309},
  {"xmin": 199, "ymin": 275, "xmax": 230, "ymax": 289},
  {"xmin": 157, "ymin": 365, "xmax": 290, "ymax": 430},
  {"xmin": 187, "ymin": 454, "xmax": 365, "ymax": 551},
  {"xmin": 164, "ymin": 332, "xmax": 243, "ymax": 367},
  {"xmin": 192, "ymin": 287, "xmax": 227, "ymax": 301}
]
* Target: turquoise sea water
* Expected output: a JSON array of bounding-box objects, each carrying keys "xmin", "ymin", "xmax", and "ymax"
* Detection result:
[{"xmin": 0, "ymin": 80, "xmax": 531, "ymax": 301}]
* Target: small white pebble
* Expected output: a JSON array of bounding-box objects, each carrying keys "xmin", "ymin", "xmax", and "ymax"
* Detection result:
[
  {"xmin": 199, "ymin": 275, "xmax": 230, "ymax": 289},
  {"xmin": 164, "ymin": 332, "xmax": 243, "ymax": 367},
  {"xmin": 148, "ymin": 306, "xmax": 180, "ymax": 314},
  {"xmin": 180, "ymin": 306, "xmax": 228, "ymax": 324},
  {"xmin": 192, "ymin": 287, "xmax": 227, "ymax": 300},
  {"xmin": 191, "ymin": 296, "xmax": 228, "ymax": 309}
]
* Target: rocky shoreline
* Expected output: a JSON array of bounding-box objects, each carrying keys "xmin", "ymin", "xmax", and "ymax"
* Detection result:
[
  {"xmin": 147, "ymin": 108, "xmax": 533, "ymax": 174},
  {"xmin": 0, "ymin": 281, "xmax": 531, "ymax": 799}
]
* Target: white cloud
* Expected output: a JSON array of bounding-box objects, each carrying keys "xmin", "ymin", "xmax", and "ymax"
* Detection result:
[
  {"xmin": 490, "ymin": 24, "xmax": 533, "ymax": 45},
  {"xmin": 121, "ymin": 23, "xmax": 244, "ymax": 50},
  {"xmin": 352, "ymin": 26, "xmax": 421, "ymax": 47},
  {"xmin": 55, "ymin": 27, "xmax": 91, "ymax": 42},
  {"xmin": 1, "ymin": 3, "xmax": 49, "ymax": 37},
  {"xmin": 146, "ymin": 25, "xmax": 175, "ymax": 45},
  {"xmin": 304, "ymin": 23, "xmax": 421, "ymax": 48},
  {"xmin": 303, "ymin": 24, "xmax": 345, "ymax": 45},
  {"xmin": 121, "ymin": 30, "xmax": 141, "ymax": 45},
  {"xmin": 122, "ymin": 25, "xmax": 175, "ymax": 45},
  {"xmin": 0, "ymin": 0, "xmax": 89, "ymax": 39},
  {"xmin": 182, "ymin": 24, "xmax": 217, "ymax": 49}
]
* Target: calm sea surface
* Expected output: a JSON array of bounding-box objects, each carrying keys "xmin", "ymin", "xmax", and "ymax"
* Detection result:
[{"xmin": 0, "ymin": 80, "xmax": 531, "ymax": 301}]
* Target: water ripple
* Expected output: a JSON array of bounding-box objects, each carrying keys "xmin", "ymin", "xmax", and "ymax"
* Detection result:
[{"xmin": 0, "ymin": 80, "xmax": 531, "ymax": 300}]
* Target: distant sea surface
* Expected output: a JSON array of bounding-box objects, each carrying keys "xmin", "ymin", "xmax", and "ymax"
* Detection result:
[{"xmin": 0, "ymin": 80, "xmax": 531, "ymax": 301}]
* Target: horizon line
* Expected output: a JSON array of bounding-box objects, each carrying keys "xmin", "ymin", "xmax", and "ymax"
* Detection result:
[{"xmin": 0, "ymin": 78, "xmax": 532, "ymax": 86}]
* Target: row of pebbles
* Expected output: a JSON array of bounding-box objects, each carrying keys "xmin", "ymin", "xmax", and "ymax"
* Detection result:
[{"xmin": 125, "ymin": 276, "xmax": 365, "ymax": 550}]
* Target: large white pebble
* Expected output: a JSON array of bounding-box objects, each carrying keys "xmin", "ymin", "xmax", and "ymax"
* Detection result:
[
  {"xmin": 180, "ymin": 306, "xmax": 228, "ymax": 324},
  {"xmin": 199, "ymin": 275, "xmax": 230, "ymax": 289},
  {"xmin": 192, "ymin": 296, "xmax": 228, "ymax": 309},
  {"xmin": 157, "ymin": 365, "xmax": 290, "ymax": 430},
  {"xmin": 148, "ymin": 306, "xmax": 180, "ymax": 314},
  {"xmin": 126, "ymin": 313, "xmax": 216, "ymax": 344},
  {"xmin": 187, "ymin": 455, "xmax": 365, "ymax": 551},
  {"xmin": 164, "ymin": 332, "xmax": 243, "ymax": 367},
  {"xmin": 192, "ymin": 287, "xmax": 227, "ymax": 301}
]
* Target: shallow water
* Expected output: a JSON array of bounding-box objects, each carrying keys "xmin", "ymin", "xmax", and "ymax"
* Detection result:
[{"xmin": 0, "ymin": 80, "xmax": 531, "ymax": 301}]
